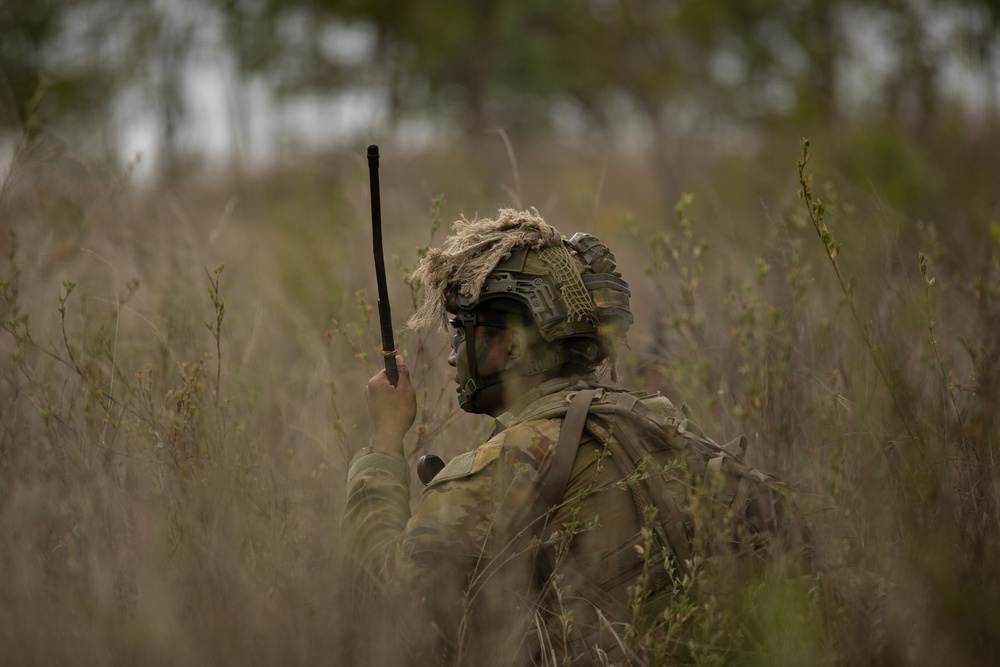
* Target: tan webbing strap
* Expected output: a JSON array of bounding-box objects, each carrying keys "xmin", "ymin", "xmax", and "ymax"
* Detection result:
[
  {"xmin": 542, "ymin": 388, "xmax": 602, "ymax": 509},
  {"xmin": 532, "ymin": 388, "xmax": 696, "ymax": 577},
  {"xmin": 608, "ymin": 421, "xmax": 693, "ymax": 571}
]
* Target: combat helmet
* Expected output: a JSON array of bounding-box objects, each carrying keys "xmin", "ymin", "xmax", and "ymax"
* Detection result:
[{"xmin": 410, "ymin": 209, "xmax": 633, "ymax": 410}]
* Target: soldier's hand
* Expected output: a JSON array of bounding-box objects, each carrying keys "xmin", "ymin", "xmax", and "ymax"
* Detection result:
[{"xmin": 365, "ymin": 354, "xmax": 417, "ymax": 454}]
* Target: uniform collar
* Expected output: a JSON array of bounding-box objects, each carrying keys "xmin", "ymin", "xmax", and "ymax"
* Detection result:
[{"xmin": 492, "ymin": 375, "xmax": 595, "ymax": 434}]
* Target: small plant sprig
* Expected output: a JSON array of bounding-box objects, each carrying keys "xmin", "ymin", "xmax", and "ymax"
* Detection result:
[
  {"xmin": 399, "ymin": 193, "xmax": 445, "ymax": 310},
  {"xmin": 57, "ymin": 279, "xmax": 77, "ymax": 366},
  {"xmin": 918, "ymin": 253, "xmax": 965, "ymax": 443},
  {"xmin": 204, "ymin": 263, "xmax": 226, "ymax": 406},
  {"xmin": 673, "ymin": 193, "xmax": 707, "ymax": 327},
  {"xmin": 326, "ymin": 289, "xmax": 376, "ymax": 376},
  {"xmin": 797, "ymin": 139, "xmax": 918, "ymax": 460},
  {"xmin": 1, "ymin": 232, "xmax": 28, "ymax": 349},
  {"xmin": 631, "ymin": 194, "xmax": 708, "ymax": 340}
]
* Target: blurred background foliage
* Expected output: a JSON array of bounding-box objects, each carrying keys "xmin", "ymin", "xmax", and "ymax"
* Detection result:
[
  {"xmin": 2, "ymin": 0, "xmax": 999, "ymax": 181},
  {"xmin": 2, "ymin": 0, "xmax": 1000, "ymax": 665}
]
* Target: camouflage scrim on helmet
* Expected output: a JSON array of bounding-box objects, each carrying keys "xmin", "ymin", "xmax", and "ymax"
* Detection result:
[{"xmin": 408, "ymin": 209, "xmax": 633, "ymax": 366}]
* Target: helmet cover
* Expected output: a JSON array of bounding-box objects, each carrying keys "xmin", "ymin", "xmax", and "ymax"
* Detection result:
[{"xmin": 409, "ymin": 209, "xmax": 632, "ymax": 367}]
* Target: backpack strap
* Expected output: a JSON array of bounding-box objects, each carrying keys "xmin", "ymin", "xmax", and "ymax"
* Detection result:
[
  {"xmin": 538, "ymin": 388, "xmax": 695, "ymax": 575},
  {"xmin": 541, "ymin": 388, "xmax": 604, "ymax": 509},
  {"xmin": 602, "ymin": 418, "xmax": 693, "ymax": 573}
]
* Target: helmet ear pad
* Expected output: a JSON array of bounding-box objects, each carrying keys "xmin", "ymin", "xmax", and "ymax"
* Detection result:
[
  {"xmin": 475, "ymin": 284, "xmax": 614, "ymax": 373},
  {"xmin": 559, "ymin": 336, "xmax": 605, "ymax": 373},
  {"xmin": 475, "ymin": 298, "xmax": 547, "ymax": 362},
  {"xmin": 479, "ymin": 298, "xmax": 601, "ymax": 377}
]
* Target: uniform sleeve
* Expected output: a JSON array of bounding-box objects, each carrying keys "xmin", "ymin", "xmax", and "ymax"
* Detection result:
[
  {"xmin": 341, "ymin": 449, "xmax": 413, "ymax": 588},
  {"xmin": 340, "ymin": 422, "xmax": 560, "ymax": 657}
]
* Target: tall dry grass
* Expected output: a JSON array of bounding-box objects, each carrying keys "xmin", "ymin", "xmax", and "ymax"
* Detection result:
[{"xmin": 2, "ymin": 131, "xmax": 999, "ymax": 665}]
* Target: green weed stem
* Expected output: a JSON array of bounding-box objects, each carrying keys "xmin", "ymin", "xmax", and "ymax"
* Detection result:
[
  {"xmin": 918, "ymin": 253, "xmax": 966, "ymax": 446},
  {"xmin": 205, "ymin": 263, "xmax": 226, "ymax": 406},
  {"xmin": 797, "ymin": 139, "xmax": 920, "ymax": 466}
]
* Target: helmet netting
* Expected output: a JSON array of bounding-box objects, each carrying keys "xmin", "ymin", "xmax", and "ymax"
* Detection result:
[
  {"xmin": 536, "ymin": 245, "xmax": 598, "ymax": 327},
  {"xmin": 408, "ymin": 208, "xmax": 564, "ymax": 330}
]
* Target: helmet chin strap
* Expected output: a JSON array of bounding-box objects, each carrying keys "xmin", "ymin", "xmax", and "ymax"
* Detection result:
[{"xmin": 455, "ymin": 311, "xmax": 562, "ymax": 411}]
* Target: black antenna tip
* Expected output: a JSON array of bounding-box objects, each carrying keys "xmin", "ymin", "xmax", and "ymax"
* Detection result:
[{"xmin": 367, "ymin": 144, "xmax": 379, "ymax": 157}]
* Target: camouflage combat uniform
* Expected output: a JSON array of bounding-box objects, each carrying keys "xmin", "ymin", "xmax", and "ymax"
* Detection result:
[{"xmin": 343, "ymin": 377, "xmax": 674, "ymax": 666}]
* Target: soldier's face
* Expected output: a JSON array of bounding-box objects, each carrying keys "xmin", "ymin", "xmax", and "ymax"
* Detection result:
[
  {"xmin": 447, "ymin": 318, "xmax": 511, "ymax": 415},
  {"xmin": 447, "ymin": 324, "xmax": 507, "ymax": 379}
]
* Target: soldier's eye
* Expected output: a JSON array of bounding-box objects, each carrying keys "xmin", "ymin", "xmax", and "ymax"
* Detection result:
[{"xmin": 448, "ymin": 318, "xmax": 466, "ymax": 350}]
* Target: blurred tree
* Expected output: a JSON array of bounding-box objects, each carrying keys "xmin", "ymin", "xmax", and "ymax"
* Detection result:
[
  {"xmin": 4, "ymin": 0, "xmax": 998, "ymax": 182},
  {"xmin": 0, "ymin": 0, "xmax": 145, "ymax": 141},
  {"xmin": 220, "ymin": 0, "xmax": 1000, "ymax": 130},
  {"xmin": 211, "ymin": 0, "xmax": 1000, "ymax": 216},
  {"xmin": 140, "ymin": 3, "xmax": 203, "ymax": 184},
  {"xmin": 0, "ymin": 0, "xmax": 150, "ymax": 205},
  {"xmin": 0, "ymin": 0, "xmax": 72, "ymax": 132},
  {"xmin": 0, "ymin": 0, "xmax": 207, "ymax": 185}
]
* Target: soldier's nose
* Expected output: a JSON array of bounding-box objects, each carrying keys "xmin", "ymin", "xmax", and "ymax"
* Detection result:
[{"xmin": 447, "ymin": 348, "xmax": 457, "ymax": 367}]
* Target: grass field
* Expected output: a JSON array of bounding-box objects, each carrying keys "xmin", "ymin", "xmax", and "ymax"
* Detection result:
[{"xmin": 2, "ymin": 129, "xmax": 999, "ymax": 665}]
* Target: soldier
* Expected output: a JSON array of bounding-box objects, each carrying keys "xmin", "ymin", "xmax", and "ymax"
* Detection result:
[{"xmin": 342, "ymin": 208, "xmax": 782, "ymax": 665}]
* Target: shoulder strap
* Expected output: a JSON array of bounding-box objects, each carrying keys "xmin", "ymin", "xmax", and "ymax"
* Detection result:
[
  {"xmin": 541, "ymin": 388, "xmax": 603, "ymax": 509},
  {"xmin": 601, "ymin": 417, "xmax": 693, "ymax": 570},
  {"xmin": 533, "ymin": 387, "xmax": 698, "ymax": 574}
]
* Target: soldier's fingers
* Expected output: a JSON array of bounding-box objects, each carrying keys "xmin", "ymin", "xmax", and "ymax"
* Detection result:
[
  {"xmin": 365, "ymin": 362, "xmax": 409, "ymax": 395},
  {"xmin": 365, "ymin": 371, "xmax": 390, "ymax": 397},
  {"xmin": 395, "ymin": 354, "xmax": 409, "ymax": 378}
]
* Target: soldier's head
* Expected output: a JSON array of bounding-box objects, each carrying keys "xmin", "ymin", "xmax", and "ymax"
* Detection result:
[{"xmin": 410, "ymin": 208, "xmax": 633, "ymax": 414}]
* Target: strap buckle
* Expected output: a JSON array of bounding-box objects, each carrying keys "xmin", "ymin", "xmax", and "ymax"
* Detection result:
[{"xmin": 565, "ymin": 387, "xmax": 605, "ymax": 404}]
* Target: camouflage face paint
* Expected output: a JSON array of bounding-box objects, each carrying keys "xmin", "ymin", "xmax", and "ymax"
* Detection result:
[
  {"xmin": 449, "ymin": 310, "xmax": 508, "ymax": 412},
  {"xmin": 451, "ymin": 324, "xmax": 501, "ymax": 383}
]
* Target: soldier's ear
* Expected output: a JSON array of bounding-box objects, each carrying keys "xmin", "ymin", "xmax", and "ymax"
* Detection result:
[{"xmin": 505, "ymin": 327, "xmax": 527, "ymax": 364}]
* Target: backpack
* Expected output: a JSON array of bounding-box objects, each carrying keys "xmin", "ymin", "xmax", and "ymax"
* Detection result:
[{"xmin": 507, "ymin": 384, "xmax": 794, "ymax": 573}]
